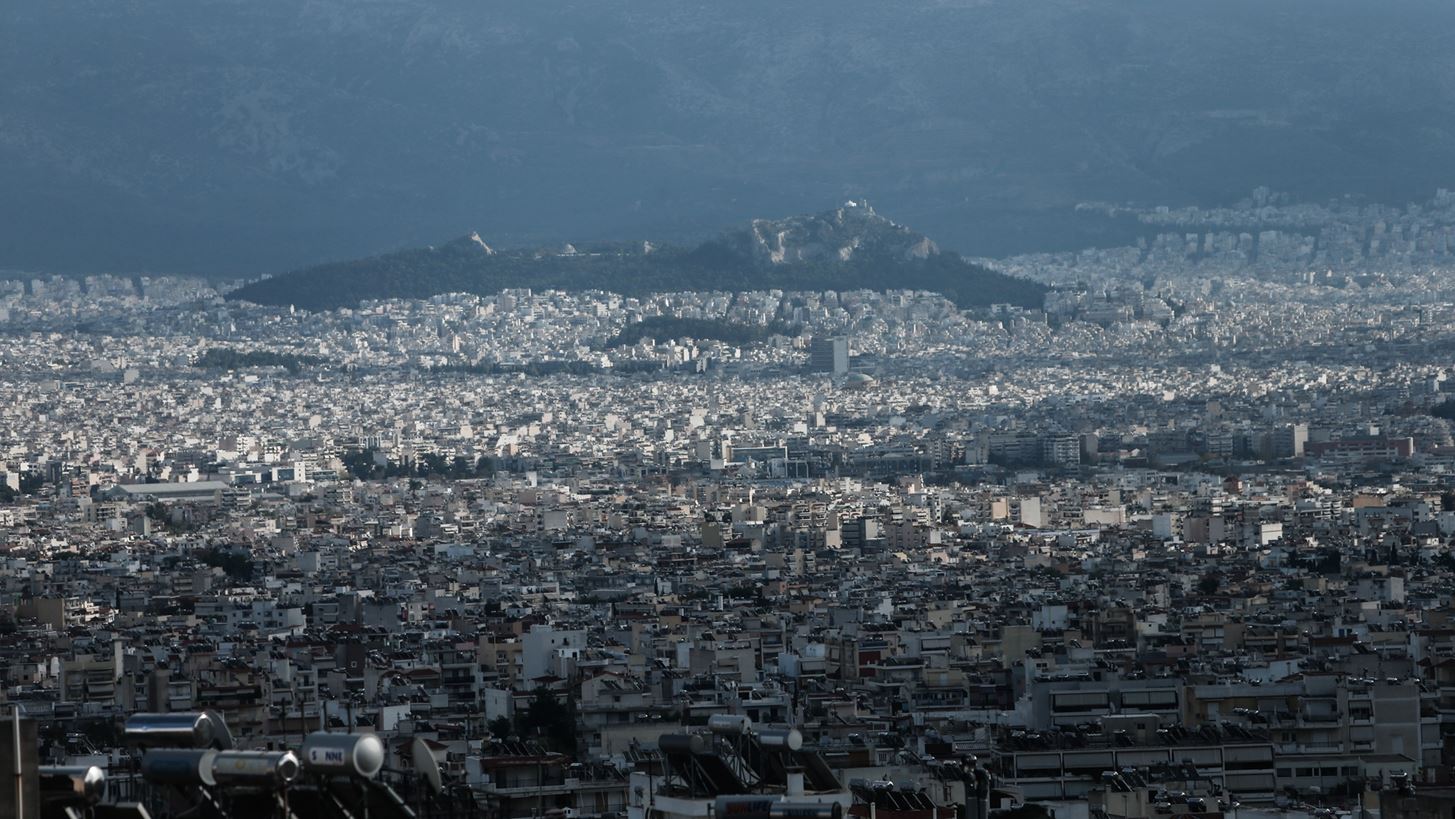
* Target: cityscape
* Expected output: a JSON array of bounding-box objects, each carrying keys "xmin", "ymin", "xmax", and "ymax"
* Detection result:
[
  {"xmin": 5, "ymin": 188, "xmax": 1455, "ymax": 819},
  {"xmin": 6, "ymin": 3, "xmax": 1455, "ymax": 819}
]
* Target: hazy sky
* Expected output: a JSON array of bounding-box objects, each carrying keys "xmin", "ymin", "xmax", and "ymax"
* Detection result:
[{"xmin": 4, "ymin": 0, "xmax": 1453, "ymax": 275}]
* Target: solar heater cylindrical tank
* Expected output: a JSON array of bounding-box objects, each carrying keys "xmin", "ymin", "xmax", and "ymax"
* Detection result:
[
  {"xmin": 300, "ymin": 732, "xmax": 385, "ymax": 780},
  {"xmin": 755, "ymin": 728, "xmax": 804, "ymax": 751},
  {"xmin": 708, "ymin": 714, "xmax": 752, "ymax": 736},
  {"xmin": 38, "ymin": 765, "xmax": 107, "ymax": 804},
  {"xmin": 141, "ymin": 749, "xmax": 219, "ymax": 787},
  {"xmin": 772, "ymin": 803, "xmax": 843, "ymax": 819},
  {"xmin": 124, "ymin": 712, "xmax": 232, "ymax": 749},
  {"xmin": 210, "ymin": 750, "xmax": 301, "ymax": 788},
  {"xmin": 715, "ymin": 796, "xmax": 843, "ymax": 819},
  {"xmin": 657, "ymin": 733, "xmax": 708, "ymax": 755}
]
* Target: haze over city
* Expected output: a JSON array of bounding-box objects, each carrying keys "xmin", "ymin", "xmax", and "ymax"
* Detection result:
[{"xmin": 4, "ymin": 4, "xmax": 1455, "ymax": 819}]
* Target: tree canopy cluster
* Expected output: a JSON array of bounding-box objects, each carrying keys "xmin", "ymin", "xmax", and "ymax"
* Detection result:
[
  {"xmin": 487, "ymin": 688, "xmax": 577, "ymax": 753},
  {"xmin": 0, "ymin": 470, "xmax": 43, "ymax": 503},
  {"xmin": 194, "ymin": 348, "xmax": 327, "ymax": 375},
  {"xmin": 196, "ymin": 546, "xmax": 255, "ymax": 581}
]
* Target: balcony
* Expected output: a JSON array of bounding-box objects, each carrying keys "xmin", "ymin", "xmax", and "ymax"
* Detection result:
[
  {"xmin": 479, "ymin": 776, "xmax": 573, "ymax": 796},
  {"xmin": 1277, "ymin": 743, "xmax": 1346, "ymax": 754}
]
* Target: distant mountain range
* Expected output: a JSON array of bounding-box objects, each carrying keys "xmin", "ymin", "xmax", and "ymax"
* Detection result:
[
  {"xmin": 6, "ymin": 0, "xmax": 1455, "ymax": 276},
  {"xmin": 226, "ymin": 203, "xmax": 1045, "ymax": 311}
]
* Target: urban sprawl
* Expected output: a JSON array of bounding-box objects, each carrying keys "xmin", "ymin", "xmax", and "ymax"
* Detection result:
[{"xmin": 9, "ymin": 193, "xmax": 1455, "ymax": 819}]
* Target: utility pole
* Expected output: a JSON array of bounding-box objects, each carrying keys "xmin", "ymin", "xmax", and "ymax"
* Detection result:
[{"xmin": 12, "ymin": 705, "xmax": 23, "ymax": 819}]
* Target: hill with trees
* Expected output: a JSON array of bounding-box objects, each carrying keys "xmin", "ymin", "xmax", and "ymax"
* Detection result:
[{"xmin": 227, "ymin": 204, "xmax": 1046, "ymax": 311}]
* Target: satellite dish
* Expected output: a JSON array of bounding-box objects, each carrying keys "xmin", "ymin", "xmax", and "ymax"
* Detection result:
[{"xmin": 412, "ymin": 737, "xmax": 443, "ymax": 795}]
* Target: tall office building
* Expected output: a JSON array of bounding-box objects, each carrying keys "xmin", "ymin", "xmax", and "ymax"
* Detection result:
[
  {"xmin": 809, "ymin": 336, "xmax": 850, "ymax": 375},
  {"xmin": 1042, "ymin": 435, "xmax": 1082, "ymax": 466},
  {"xmin": 1273, "ymin": 422, "xmax": 1309, "ymax": 458}
]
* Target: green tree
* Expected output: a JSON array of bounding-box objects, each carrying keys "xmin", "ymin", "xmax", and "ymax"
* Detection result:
[
  {"xmin": 417, "ymin": 452, "xmax": 450, "ymax": 477},
  {"xmin": 341, "ymin": 449, "xmax": 382, "ymax": 480},
  {"xmin": 1197, "ymin": 571, "xmax": 1222, "ymax": 595},
  {"xmin": 449, "ymin": 456, "xmax": 474, "ymax": 479},
  {"xmin": 487, "ymin": 716, "xmax": 513, "ymax": 739},
  {"xmin": 518, "ymin": 688, "xmax": 577, "ymax": 754},
  {"xmin": 198, "ymin": 547, "xmax": 255, "ymax": 581}
]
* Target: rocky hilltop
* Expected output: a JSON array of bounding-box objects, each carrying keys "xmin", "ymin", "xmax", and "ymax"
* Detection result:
[
  {"xmin": 226, "ymin": 206, "xmax": 1045, "ymax": 312},
  {"xmin": 730, "ymin": 202, "xmax": 937, "ymax": 267}
]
